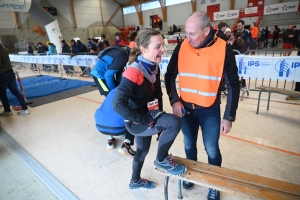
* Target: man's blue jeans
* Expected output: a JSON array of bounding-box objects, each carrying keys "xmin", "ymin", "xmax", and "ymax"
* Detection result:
[
  {"xmin": 181, "ymin": 105, "xmax": 222, "ymax": 166},
  {"xmin": 0, "ymin": 70, "xmax": 28, "ymax": 112}
]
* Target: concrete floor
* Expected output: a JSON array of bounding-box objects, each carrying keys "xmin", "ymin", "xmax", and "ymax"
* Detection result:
[{"xmin": 0, "ymin": 61, "xmax": 299, "ymax": 200}]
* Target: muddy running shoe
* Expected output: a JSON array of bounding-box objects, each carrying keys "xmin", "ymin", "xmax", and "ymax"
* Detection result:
[
  {"xmin": 207, "ymin": 188, "xmax": 220, "ymax": 200},
  {"xmin": 154, "ymin": 155, "xmax": 186, "ymax": 176},
  {"xmin": 129, "ymin": 178, "xmax": 155, "ymax": 190},
  {"xmin": 118, "ymin": 142, "xmax": 136, "ymax": 157},
  {"xmin": 107, "ymin": 137, "xmax": 116, "ymax": 150}
]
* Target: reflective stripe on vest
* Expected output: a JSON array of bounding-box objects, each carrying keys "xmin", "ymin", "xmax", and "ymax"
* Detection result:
[
  {"xmin": 178, "ymin": 38, "xmax": 226, "ymax": 107},
  {"xmin": 178, "ymin": 72, "xmax": 222, "ymax": 81},
  {"xmin": 179, "ymin": 88, "xmax": 217, "ymax": 97}
]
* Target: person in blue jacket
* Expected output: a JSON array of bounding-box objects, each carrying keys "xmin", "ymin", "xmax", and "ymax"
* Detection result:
[
  {"xmin": 91, "ymin": 45, "xmax": 131, "ymax": 96},
  {"xmin": 46, "ymin": 43, "xmax": 58, "ymax": 72},
  {"xmin": 94, "ymin": 88, "xmax": 135, "ymax": 157}
]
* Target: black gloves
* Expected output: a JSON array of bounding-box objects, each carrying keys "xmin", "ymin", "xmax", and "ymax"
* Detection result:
[{"xmin": 149, "ymin": 110, "xmax": 166, "ymax": 120}]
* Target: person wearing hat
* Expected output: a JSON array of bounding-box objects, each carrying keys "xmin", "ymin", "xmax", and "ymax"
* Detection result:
[
  {"xmin": 87, "ymin": 38, "xmax": 93, "ymax": 50},
  {"xmin": 113, "ymin": 33, "xmax": 125, "ymax": 46},
  {"xmin": 216, "ymin": 22, "xmax": 228, "ymax": 41},
  {"xmin": 225, "ymin": 28, "xmax": 234, "ymax": 44}
]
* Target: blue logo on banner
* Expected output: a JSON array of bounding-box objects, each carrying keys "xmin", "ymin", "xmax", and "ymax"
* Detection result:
[
  {"xmin": 275, "ymin": 59, "xmax": 300, "ymax": 77},
  {"xmin": 237, "ymin": 58, "xmax": 247, "ymax": 74}
]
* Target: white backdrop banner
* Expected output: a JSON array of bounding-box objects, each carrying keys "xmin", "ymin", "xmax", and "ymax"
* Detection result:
[
  {"xmin": 0, "ymin": 0, "xmax": 32, "ymax": 12},
  {"xmin": 245, "ymin": 6, "xmax": 258, "ymax": 14},
  {"xmin": 214, "ymin": 9, "xmax": 239, "ymax": 21},
  {"xmin": 9, "ymin": 54, "xmax": 98, "ymax": 68},
  {"xmin": 10, "ymin": 54, "xmax": 300, "ymax": 82},
  {"xmin": 264, "ymin": 1, "xmax": 299, "ymax": 15},
  {"xmin": 159, "ymin": 56, "xmax": 300, "ymax": 82}
]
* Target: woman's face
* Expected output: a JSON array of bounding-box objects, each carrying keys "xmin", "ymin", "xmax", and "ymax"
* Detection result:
[
  {"xmin": 141, "ymin": 35, "xmax": 166, "ymax": 64},
  {"xmin": 115, "ymin": 35, "xmax": 120, "ymax": 40},
  {"xmin": 225, "ymin": 31, "xmax": 231, "ymax": 37}
]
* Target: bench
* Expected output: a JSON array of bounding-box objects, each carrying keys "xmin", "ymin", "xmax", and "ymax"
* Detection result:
[
  {"xmin": 155, "ymin": 156, "xmax": 300, "ymax": 200},
  {"xmin": 256, "ymin": 86, "xmax": 300, "ymax": 114}
]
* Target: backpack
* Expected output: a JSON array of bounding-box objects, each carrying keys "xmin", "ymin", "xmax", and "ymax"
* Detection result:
[{"xmin": 97, "ymin": 45, "xmax": 130, "ymax": 59}]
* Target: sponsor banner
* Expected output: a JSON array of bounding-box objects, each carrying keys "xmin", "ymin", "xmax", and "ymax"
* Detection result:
[
  {"xmin": 0, "ymin": 0, "xmax": 31, "ymax": 12},
  {"xmin": 159, "ymin": 56, "xmax": 300, "ymax": 82},
  {"xmin": 45, "ymin": 20, "xmax": 63, "ymax": 53},
  {"xmin": 245, "ymin": 6, "xmax": 258, "ymax": 14},
  {"xmin": 236, "ymin": 55, "xmax": 300, "ymax": 81},
  {"xmin": 9, "ymin": 54, "xmax": 98, "ymax": 67},
  {"xmin": 214, "ymin": 9, "xmax": 239, "ymax": 21},
  {"xmin": 264, "ymin": 1, "xmax": 299, "ymax": 15}
]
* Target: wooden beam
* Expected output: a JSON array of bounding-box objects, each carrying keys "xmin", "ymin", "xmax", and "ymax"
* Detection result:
[
  {"xmin": 99, "ymin": 0, "xmax": 104, "ymax": 26},
  {"xmin": 159, "ymin": 0, "xmax": 167, "ymax": 22},
  {"xmin": 230, "ymin": 0, "xmax": 234, "ymax": 10},
  {"xmin": 104, "ymin": 6, "xmax": 121, "ymax": 27},
  {"xmin": 13, "ymin": 12, "xmax": 20, "ymax": 29},
  {"xmin": 191, "ymin": 0, "xmax": 196, "ymax": 12},
  {"xmin": 122, "ymin": 0, "xmax": 153, "ymax": 7},
  {"xmin": 121, "ymin": 6, "xmax": 125, "ymax": 28},
  {"xmin": 279, "ymin": 0, "xmax": 283, "ymax": 2},
  {"xmin": 112, "ymin": 0, "xmax": 122, "ymax": 7},
  {"xmin": 131, "ymin": 0, "xmax": 143, "ymax": 25},
  {"xmin": 70, "ymin": 0, "xmax": 77, "ymax": 28}
]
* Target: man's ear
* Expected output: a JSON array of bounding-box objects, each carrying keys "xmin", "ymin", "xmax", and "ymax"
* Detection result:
[{"xmin": 204, "ymin": 27, "xmax": 210, "ymax": 36}]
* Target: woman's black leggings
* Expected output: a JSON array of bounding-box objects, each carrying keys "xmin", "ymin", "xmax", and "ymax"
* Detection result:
[{"xmin": 126, "ymin": 113, "xmax": 181, "ymax": 182}]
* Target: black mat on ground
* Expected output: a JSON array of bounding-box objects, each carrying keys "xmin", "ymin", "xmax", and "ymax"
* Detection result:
[{"xmin": 28, "ymin": 85, "xmax": 97, "ymax": 108}]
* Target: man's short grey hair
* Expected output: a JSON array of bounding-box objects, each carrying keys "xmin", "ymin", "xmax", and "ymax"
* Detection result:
[{"xmin": 189, "ymin": 11, "xmax": 211, "ymax": 30}]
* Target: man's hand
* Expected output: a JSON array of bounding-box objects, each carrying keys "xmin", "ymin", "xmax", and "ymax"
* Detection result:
[
  {"xmin": 172, "ymin": 102, "xmax": 184, "ymax": 117},
  {"xmin": 220, "ymin": 119, "xmax": 232, "ymax": 134}
]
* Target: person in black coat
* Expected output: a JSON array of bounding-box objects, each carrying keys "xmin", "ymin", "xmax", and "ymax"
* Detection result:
[
  {"xmin": 217, "ymin": 22, "xmax": 228, "ymax": 41},
  {"xmin": 272, "ymin": 25, "xmax": 280, "ymax": 47},
  {"xmin": 61, "ymin": 40, "xmax": 74, "ymax": 74},
  {"xmin": 26, "ymin": 42, "xmax": 36, "ymax": 70},
  {"xmin": 264, "ymin": 27, "xmax": 270, "ymax": 48}
]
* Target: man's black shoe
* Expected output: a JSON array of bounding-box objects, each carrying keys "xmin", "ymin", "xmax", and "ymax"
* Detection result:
[{"xmin": 182, "ymin": 181, "xmax": 194, "ymax": 190}]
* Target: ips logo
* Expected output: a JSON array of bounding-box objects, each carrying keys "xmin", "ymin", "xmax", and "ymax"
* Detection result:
[
  {"xmin": 275, "ymin": 59, "xmax": 300, "ymax": 77},
  {"xmin": 237, "ymin": 58, "xmax": 247, "ymax": 74}
]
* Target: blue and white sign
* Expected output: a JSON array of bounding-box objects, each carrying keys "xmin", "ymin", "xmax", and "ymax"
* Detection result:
[
  {"xmin": 236, "ymin": 55, "xmax": 300, "ymax": 81},
  {"xmin": 9, "ymin": 54, "xmax": 98, "ymax": 67},
  {"xmin": 264, "ymin": 1, "xmax": 299, "ymax": 15}
]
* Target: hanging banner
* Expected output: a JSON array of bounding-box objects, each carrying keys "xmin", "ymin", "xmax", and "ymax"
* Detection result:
[
  {"xmin": 0, "ymin": 0, "xmax": 32, "ymax": 12},
  {"xmin": 245, "ymin": 6, "xmax": 258, "ymax": 14},
  {"xmin": 45, "ymin": 20, "xmax": 63, "ymax": 53},
  {"xmin": 158, "ymin": 56, "xmax": 300, "ymax": 82},
  {"xmin": 264, "ymin": 1, "xmax": 299, "ymax": 15},
  {"xmin": 9, "ymin": 54, "xmax": 98, "ymax": 67},
  {"xmin": 214, "ymin": 9, "xmax": 239, "ymax": 21}
]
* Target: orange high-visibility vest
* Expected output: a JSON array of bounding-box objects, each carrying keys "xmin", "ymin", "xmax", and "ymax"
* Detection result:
[{"xmin": 178, "ymin": 39, "xmax": 226, "ymax": 107}]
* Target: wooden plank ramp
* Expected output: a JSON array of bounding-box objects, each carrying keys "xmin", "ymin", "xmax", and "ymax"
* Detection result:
[{"xmin": 155, "ymin": 156, "xmax": 300, "ymax": 200}]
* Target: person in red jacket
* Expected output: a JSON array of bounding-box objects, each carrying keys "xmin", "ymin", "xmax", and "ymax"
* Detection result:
[{"xmin": 113, "ymin": 33, "xmax": 125, "ymax": 46}]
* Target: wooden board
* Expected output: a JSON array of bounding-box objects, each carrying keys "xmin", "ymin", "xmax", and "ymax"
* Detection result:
[
  {"xmin": 155, "ymin": 157, "xmax": 300, "ymax": 200},
  {"xmin": 257, "ymin": 86, "xmax": 300, "ymax": 97}
]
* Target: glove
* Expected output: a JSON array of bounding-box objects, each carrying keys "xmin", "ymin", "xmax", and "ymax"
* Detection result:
[{"xmin": 149, "ymin": 110, "xmax": 166, "ymax": 120}]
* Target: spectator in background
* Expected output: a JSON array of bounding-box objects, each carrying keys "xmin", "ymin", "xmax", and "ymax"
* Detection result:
[
  {"xmin": 61, "ymin": 40, "xmax": 74, "ymax": 74},
  {"xmin": 70, "ymin": 39, "xmax": 77, "ymax": 55},
  {"xmin": 76, "ymin": 40, "xmax": 90, "ymax": 76},
  {"xmin": 236, "ymin": 20, "xmax": 253, "ymax": 43},
  {"xmin": 90, "ymin": 39, "xmax": 101, "ymax": 55},
  {"xmin": 113, "ymin": 33, "xmax": 125, "ymax": 46},
  {"xmin": 264, "ymin": 27, "xmax": 270, "ymax": 48},
  {"xmin": 250, "ymin": 22, "xmax": 258, "ymax": 54},
  {"xmin": 0, "ymin": 43, "xmax": 30, "ymax": 116},
  {"xmin": 158, "ymin": 18, "xmax": 163, "ymax": 30},
  {"xmin": 217, "ymin": 22, "xmax": 228, "ymax": 41},
  {"xmin": 230, "ymin": 32, "xmax": 251, "ymax": 54},
  {"xmin": 168, "ymin": 26, "xmax": 173, "ymax": 35},
  {"xmin": 293, "ymin": 26, "xmax": 299, "ymax": 48},
  {"xmin": 282, "ymin": 24, "xmax": 295, "ymax": 56},
  {"xmin": 37, "ymin": 42, "xmax": 48, "ymax": 54},
  {"xmin": 272, "ymin": 25, "xmax": 280, "ymax": 47},
  {"xmin": 172, "ymin": 24, "xmax": 181, "ymax": 34},
  {"xmin": 26, "ymin": 42, "xmax": 36, "ymax": 70},
  {"xmin": 225, "ymin": 28, "xmax": 233, "ymax": 42},
  {"xmin": 136, "ymin": 26, "xmax": 140, "ymax": 32},
  {"xmin": 47, "ymin": 43, "xmax": 58, "ymax": 72},
  {"xmin": 101, "ymin": 34, "xmax": 110, "ymax": 48},
  {"xmin": 87, "ymin": 38, "xmax": 93, "ymax": 51},
  {"xmin": 129, "ymin": 32, "xmax": 137, "ymax": 49}
]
